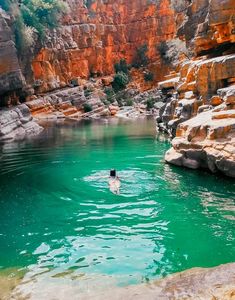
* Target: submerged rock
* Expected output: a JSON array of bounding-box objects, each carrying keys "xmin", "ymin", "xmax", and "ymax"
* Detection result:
[{"xmin": 10, "ymin": 263, "xmax": 235, "ymax": 299}]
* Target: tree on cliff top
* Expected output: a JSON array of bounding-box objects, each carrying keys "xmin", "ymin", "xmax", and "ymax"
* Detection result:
[
  {"xmin": 1, "ymin": 0, "xmax": 68, "ymax": 52},
  {"xmin": 20, "ymin": 0, "xmax": 68, "ymax": 38}
]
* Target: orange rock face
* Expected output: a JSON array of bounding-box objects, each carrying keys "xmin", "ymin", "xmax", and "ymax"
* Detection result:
[
  {"xmin": 178, "ymin": 0, "xmax": 235, "ymax": 55},
  {"xmin": 32, "ymin": 0, "xmax": 179, "ymax": 92}
]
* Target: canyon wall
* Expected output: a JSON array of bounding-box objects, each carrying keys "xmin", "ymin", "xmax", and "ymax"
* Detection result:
[
  {"xmin": 157, "ymin": 0, "xmax": 235, "ymax": 177},
  {"xmin": 0, "ymin": 0, "xmax": 188, "ymax": 97},
  {"xmin": 32, "ymin": 0, "xmax": 186, "ymax": 93},
  {"xmin": 0, "ymin": 8, "xmax": 25, "ymax": 100}
]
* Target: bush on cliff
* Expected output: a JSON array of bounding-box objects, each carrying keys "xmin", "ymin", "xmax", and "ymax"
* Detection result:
[
  {"xmin": 83, "ymin": 103, "xmax": 93, "ymax": 113},
  {"xmin": 157, "ymin": 41, "xmax": 172, "ymax": 64},
  {"xmin": 112, "ymin": 72, "xmax": 129, "ymax": 93},
  {"xmin": 1, "ymin": 0, "xmax": 11, "ymax": 11},
  {"xmin": 132, "ymin": 44, "xmax": 149, "ymax": 68},
  {"xmin": 1, "ymin": 0, "xmax": 68, "ymax": 52},
  {"xmin": 144, "ymin": 72, "xmax": 154, "ymax": 82},
  {"xmin": 104, "ymin": 87, "xmax": 115, "ymax": 103},
  {"xmin": 146, "ymin": 97, "xmax": 155, "ymax": 111},
  {"xmin": 114, "ymin": 59, "xmax": 130, "ymax": 75}
]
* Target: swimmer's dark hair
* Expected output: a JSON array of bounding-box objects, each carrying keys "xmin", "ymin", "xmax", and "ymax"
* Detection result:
[{"xmin": 110, "ymin": 169, "xmax": 116, "ymax": 177}]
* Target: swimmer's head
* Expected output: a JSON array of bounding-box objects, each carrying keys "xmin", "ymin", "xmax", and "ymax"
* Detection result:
[{"xmin": 110, "ymin": 169, "xmax": 116, "ymax": 177}]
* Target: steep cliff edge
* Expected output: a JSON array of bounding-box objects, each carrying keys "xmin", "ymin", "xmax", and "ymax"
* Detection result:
[
  {"xmin": 0, "ymin": 8, "xmax": 25, "ymax": 101},
  {"xmin": 157, "ymin": 0, "xmax": 235, "ymax": 177}
]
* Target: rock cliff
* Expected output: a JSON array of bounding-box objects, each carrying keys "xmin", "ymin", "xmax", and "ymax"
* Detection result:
[
  {"xmin": 0, "ymin": 8, "xmax": 25, "ymax": 101},
  {"xmin": 157, "ymin": 0, "xmax": 235, "ymax": 177},
  {"xmin": 32, "ymin": 0, "xmax": 186, "ymax": 93}
]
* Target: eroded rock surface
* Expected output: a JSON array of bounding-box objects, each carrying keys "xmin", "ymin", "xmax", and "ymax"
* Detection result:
[
  {"xmin": 31, "ymin": 0, "xmax": 187, "ymax": 93},
  {"xmin": 157, "ymin": 0, "xmax": 235, "ymax": 177},
  {"xmin": 0, "ymin": 9, "xmax": 25, "ymax": 97},
  {"xmin": 0, "ymin": 104, "xmax": 43, "ymax": 141}
]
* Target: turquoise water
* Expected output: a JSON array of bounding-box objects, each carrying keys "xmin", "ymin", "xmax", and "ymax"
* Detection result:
[{"xmin": 0, "ymin": 117, "xmax": 234, "ymax": 287}]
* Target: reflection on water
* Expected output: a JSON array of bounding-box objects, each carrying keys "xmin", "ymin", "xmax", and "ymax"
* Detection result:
[{"xmin": 0, "ymin": 117, "xmax": 234, "ymax": 298}]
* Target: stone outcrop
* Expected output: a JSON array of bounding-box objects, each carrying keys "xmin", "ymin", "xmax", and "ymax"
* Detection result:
[
  {"xmin": 0, "ymin": 104, "xmax": 43, "ymax": 141},
  {"xmin": 0, "ymin": 9, "xmax": 25, "ymax": 99},
  {"xmin": 156, "ymin": 0, "xmax": 235, "ymax": 177},
  {"xmin": 178, "ymin": 0, "xmax": 235, "ymax": 55},
  {"xmin": 25, "ymin": 85, "xmax": 107, "ymax": 120},
  {"xmin": 159, "ymin": 61, "xmax": 235, "ymax": 177},
  {"xmin": 165, "ymin": 88, "xmax": 235, "ymax": 177}
]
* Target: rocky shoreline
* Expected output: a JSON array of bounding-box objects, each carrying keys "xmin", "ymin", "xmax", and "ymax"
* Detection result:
[
  {"xmin": 3, "ymin": 262, "xmax": 234, "ymax": 300},
  {"xmin": 157, "ymin": 57, "xmax": 235, "ymax": 178},
  {"xmin": 0, "ymin": 104, "xmax": 43, "ymax": 142}
]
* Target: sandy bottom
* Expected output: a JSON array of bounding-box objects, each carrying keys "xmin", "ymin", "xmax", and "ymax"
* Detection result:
[
  {"xmin": 1, "ymin": 263, "xmax": 234, "ymax": 300},
  {"xmin": 0, "ymin": 268, "xmax": 25, "ymax": 300}
]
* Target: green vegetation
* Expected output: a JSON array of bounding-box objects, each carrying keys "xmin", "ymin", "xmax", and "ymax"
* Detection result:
[
  {"xmin": 1, "ymin": 0, "xmax": 11, "ymax": 11},
  {"xmin": 83, "ymin": 103, "xmax": 93, "ymax": 112},
  {"xmin": 112, "ymin": 72, "xmax": 129, "ymax": 93},
  {"xmin": 144, "ymin": 72, "xmax": 154, "ymax": 82},
  {"xmin": 132, "ymin": 44, "xmax": 149, "ymax": 68},
  {"xmin": 146, "ymin": 97, "xmax": 155, "ymax": 111},
  {"xmin": 1, "ymin": 0, "xmax": 68, "ymax": 53},
  {"xmin": 84, "ymin": 87, "xmax": 92, "ymax": 98},
  {"xmin": 125, "ymin": 98, "xmax": 133, "ymax": 106},
  {"xmin": 114, "ymin": 59, "xmax": 130, "ymax": 75},
  {"xmin": 104, "ymin": 87, "xmax": 115, "ymax": 103},
  {"xmin": 84, "ymin": 0, "xmax": 93, "ymax": 9},
  {"xmin": 157, "ymin": 41, "xmax": 171, "ymax": 64}
]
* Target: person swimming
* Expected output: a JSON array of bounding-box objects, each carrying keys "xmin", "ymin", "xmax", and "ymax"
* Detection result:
[{"xmin": 109, "ymin": 169, "xmax": 121, "ymax": 194}]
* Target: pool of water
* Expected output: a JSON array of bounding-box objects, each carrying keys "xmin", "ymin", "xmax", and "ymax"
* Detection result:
[{"xmin": 0, "ymin": 117, "xmax": 234, "ymax": 290}]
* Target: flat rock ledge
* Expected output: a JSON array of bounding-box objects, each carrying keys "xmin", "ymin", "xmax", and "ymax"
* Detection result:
[
  {"xmin": 164, "ymin": 103, "xmax": 235, "ymax": 178},
  {"xmin": 103, "ymin": 263, "xmax": 235, "ymax": 300},
  {"xmin": 10, "ymin": 263, "xmax": 235, "ymax": 300},
  {"xmin": 0, "ymin": 104, "xmax": 43, "ymax": 142}
]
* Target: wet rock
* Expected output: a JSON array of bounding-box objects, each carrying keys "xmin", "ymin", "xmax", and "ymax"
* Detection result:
[{"xmin": 10, "ymin": 263, "xmax": 235, "ymax": 300}]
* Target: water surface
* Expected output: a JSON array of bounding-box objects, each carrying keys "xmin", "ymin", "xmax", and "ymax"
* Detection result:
[{"xmin": 0, "ymin": 117, "xmax": 234, "ymax": 294}]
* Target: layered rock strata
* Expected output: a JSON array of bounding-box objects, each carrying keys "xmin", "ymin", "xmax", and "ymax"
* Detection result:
[
  {"xmin": 31, "ymin": 0, "xmax": 186, "ymax": 93},
  {"xmin": 0, "ymin": 104, "xmax": 43, "ymax": 141},
  {"xmin": 0, "ymin": 9, "xmax": 25, "ymax": 99},
  {"xmin": 157, "ymin": 0, "xmax": 235, "ymax": 177}
]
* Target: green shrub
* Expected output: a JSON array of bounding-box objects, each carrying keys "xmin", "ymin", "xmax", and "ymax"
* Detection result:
[
  {"xmin": 1, "ymin": 0, "xmax": 11, "ymax": 11},
  {"xmin": 114, "ymin": 58, "xmax": 129, "ymax": 75},
  {"xmin": 125, "ymin": 98, "xmax": 133, "ymax": 106},
  {"xmin": 144, "ymin": 72, "xmax": 154, "ymax": 82},
  {"xmin": 112, "ymin": 72, "xmax": 129, "ymax": 93},
  {"xmin": 84, "ymin": 88, "xmax": 92, "ymax": 98},
  {"xmin": 20, "ymin": 0, "xmax": 68, "ymax": 39},
  {"xmin": 104, "ymin": 87, "xmax": 115, "ymax": 103},
  {"xmin": 1, "ymin": 0, "xmax": 68, "ymax": 53},
  {"xmin": 83, "ymin": 103, "xmax": 93, "ymax": 112},
  {"xmin": 132, "ymin": 44, "xmax": 149, "ymax": 68},
  {"xmin": 157, "ymin": 41, "xmax": 172, "ymax": 64},
  {"xmin": 146, "ymin": 98, "xmax": 155, "ymax": 111},
  {"xmin": 84, "ymin": 0, "xmax": 93, "ymax": 9}
]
